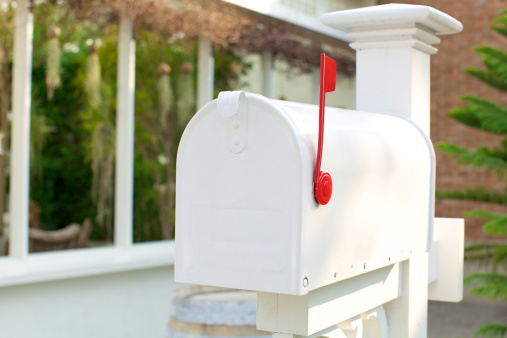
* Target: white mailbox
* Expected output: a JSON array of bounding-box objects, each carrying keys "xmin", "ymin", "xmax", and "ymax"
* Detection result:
[{"xmin": 175, "ymin": 91, "xmax": 435, "ymax": 296}]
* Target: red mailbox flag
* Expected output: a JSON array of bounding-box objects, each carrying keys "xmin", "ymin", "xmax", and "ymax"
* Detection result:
[
  {"xmin": 314, "ymin": 54, "xmax": 336, "ymax": 205},
  {"xmin": 322, "ymin": 54, "xmax": 337, "ymax": 93}
]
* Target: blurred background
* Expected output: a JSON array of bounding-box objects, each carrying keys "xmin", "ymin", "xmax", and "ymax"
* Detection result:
[{"xmin": 0, "ymin": 0, "xmax": 505, "ymax": 337}]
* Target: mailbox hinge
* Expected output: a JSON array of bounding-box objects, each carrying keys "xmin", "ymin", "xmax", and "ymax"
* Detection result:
[{"xmin": 217, "ymin": 91, "xmax": 248, "ymax": 154}]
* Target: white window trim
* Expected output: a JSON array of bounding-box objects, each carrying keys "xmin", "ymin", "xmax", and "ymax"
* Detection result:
[
  {"xmin": 221, "ymin": 0, "xmax": 350, "ymax": 41},
  {"xmin": 4, "ymin": 4, "xmax": 179, "ymax": 289},
  {"xmin": 0, "ymin": 240, "xmax": 175, "ymax": 288}
]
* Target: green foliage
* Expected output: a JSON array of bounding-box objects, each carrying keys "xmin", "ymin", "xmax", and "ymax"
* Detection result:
[
  {"xmin": 131, "ymin": 30, "xmax": 249, "ymax": 240},
  {"xmin": 214, "ymin": 46, "xmax": 253, "ymax": 97},
  {"xmin": 30, "ymin": 41, "xmax": 95, "ymax": 230},
  {"xmin": 492, "ymin": 10, "xmax": 507, "ymax": 38},
  {"xmin": 449, "ymin": 96, "xmax": 507, "ymax": 134},
  {"xmin": 466, "ymin": 273, "xmax": 507, "ymax": 301},
  {"xmin": 465, "ymin": 243, "xmax": 499, "ymax": 266},
  {"xmin": 464, "ymin": 7, "xmax": 507, "ymax": 93},
  {"xmin": 463, "ymin": 211, "xmax": 507, "ymax": 272},
  {"xmin": 475, "ymin": 323, "xmax": 507, "ymax": 338},
  {"xmin": 466, "ymin": 48, "xmax": 507, "ymax": 91},
  {"xmin": 25, "ymin": 3, "xmax": 252, "ymax": 242},
  {"xmin": 436, "ymin": 9, "xmax": 507, "ymax": 336},
  {"xmin": 436, "ymin": 187, "xmax": 507, "ymax": 205},
  {"xmin": 435, "ymin": 142, "xmax": 507, "ymax": 175},
  {"xmin": 29, "ymin": 106, "xmax": 50, "ymax": 177},
  {"xmin": 464, "ymin": 209, "xmax": 507, "ymax": 236}
]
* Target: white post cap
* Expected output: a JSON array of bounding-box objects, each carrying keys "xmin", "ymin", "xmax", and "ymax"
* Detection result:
[
  {"xmin": 320, "ymin": 4, "xmax": 462, "ymax": 55},
  {"xmin": 321, "ymin": 4, "xmax": 462, "ymax": 35}
]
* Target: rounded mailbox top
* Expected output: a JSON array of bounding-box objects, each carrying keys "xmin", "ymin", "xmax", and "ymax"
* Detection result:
[{"xmin": 320, "ymin": 4, "xmax": 463, "ymax": 35}]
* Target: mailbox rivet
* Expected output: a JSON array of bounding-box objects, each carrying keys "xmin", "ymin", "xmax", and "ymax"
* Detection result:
[
  {"xmin": 334, "ymin": 272, "xmax": 337, "ymax": 278},
  {"xmin": 232, "ymin": 119, "xmax": 240, "ymax": 129},
  {"xmin": 303, "ymin": 277, "xmax": 309, "ymax": 287},
  {"xmin": 232, "ymin": 136, "xmax": 241, "ymax": 146}
]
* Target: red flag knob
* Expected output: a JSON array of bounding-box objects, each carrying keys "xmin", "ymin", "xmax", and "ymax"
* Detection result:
[{"xmin": 314, "ymin": 171, "xmax": 332, "ymax": 205}]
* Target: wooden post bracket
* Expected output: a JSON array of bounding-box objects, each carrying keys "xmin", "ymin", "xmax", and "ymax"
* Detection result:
[{"xmin": 257, "ymin": 218, "xmax": 464, "ymax": 338}]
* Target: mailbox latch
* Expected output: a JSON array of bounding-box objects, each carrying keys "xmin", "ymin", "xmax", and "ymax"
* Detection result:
[{"xmin": 217, "ymin": 91, "xmax": 248, "ymax": 154}]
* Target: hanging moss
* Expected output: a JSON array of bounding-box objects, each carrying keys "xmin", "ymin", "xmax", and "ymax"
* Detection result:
[
  {"xmin": 157, "ymin": 62, "xmax": 172, "ymax": 129},
  {"xmin": 84, "ymin": 43, "xmax": 101, "ymax": 109},
  {"xmin": 45, "ymin": 26, "xmax": 61, "ymax": 100},
  {"xmin": 91, "ymin": 120, "xmax": 114, "ymax": 238},
  {"xmin": 177, "ymin": 61, "xmax": 195, "ymax": 129},
  {"xmin": 83, "ymin": 42, "xmax": 115, "ymax": 240},
  {"xmin": 30, "ymin": 111, "xmax": 49, "ymax": 178}
]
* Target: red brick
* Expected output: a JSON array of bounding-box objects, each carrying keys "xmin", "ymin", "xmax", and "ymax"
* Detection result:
[{"xmin": 378, "ymin": 0, "xmax": 507, "ymax": 241}]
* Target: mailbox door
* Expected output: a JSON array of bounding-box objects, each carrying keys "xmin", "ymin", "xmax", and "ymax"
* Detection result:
[{"xmin": 175, "ymin": 95, "xmax": 306, "ymax": 294}]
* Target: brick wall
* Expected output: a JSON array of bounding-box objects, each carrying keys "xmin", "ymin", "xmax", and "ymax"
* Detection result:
[{"xmin": 377, "ymin": 0, "xmax": 507, "ymax": 240}]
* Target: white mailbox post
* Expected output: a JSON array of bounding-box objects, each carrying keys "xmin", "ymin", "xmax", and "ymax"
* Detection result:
[{"xmin": 175, "ymin": 4, "xmax": 464, "ymax": 338}]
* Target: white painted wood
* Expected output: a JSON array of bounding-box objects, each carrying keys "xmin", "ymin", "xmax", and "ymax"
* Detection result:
[
  {"xmin": 0, "ymin": 264, "xmax": 182, "ymax": 338},
  {"xmin": 197, "ymin": 36, "xmax": 214, "ymax": 110},
  {"xmin": 268, "ymin": 306, "xmax": 388, "ymax": 338},
  {"xmin": 256, "ymin": 263, "xmax": 400, "ymax": 336},
  {"xmin": 384, "ymin": 254, "xmax": 429, "ymax": 338},
  {"xmin": 114, "ymin": 16, "xmax": 136, "ymax": 249},
  {"xmin": 0, "ymin": 241, "xmax": 174, "ymax": 288},
  {"xmin": 361, "ymin": 306, "xmax": 388, "ymax": 338},
  {"xmin": 320, "ymin": 4, "xmax": 463, "ymax": 136},
  {"xmin": 355, "ymin": 47, "xmax": 432, "ymax": 135},
  {"xmin": 273, "ymin": 325, "xmax": 348, "ymax": 338},
  {"xmin": 428, "ymin": 218, "xmax": 464, "ymax": 302},
  {"xmin": 273, "ymin": 334, "xmax": 294, "ymax": 338},
  {"xmin": 337, "ymin": 315, "xmax": 363, "ymax": 338},
  {"xmin": 314, "ymin": 9, "xmax": 462, "ymax": 337},
  {"xmin": 221, "ymin": 0, "xmax": 350, "ymax": 41},
  {"xmin": 320, "ymin": 4, "xmax": 463, "ymax": 35},
  {"xmin": 261, "ymin": 50, "xmax": 274, "ymax": 98},
  {"xmin": 9, "ymin": 0, "xmax": 33, "ymax": 259},
  {"xmin": 428, "ymin": 241, "xmax": 439, "ymax": 284},
  {"xmin": 257, "ymin": 219, "xmax": 463, "ymax": 337}
]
